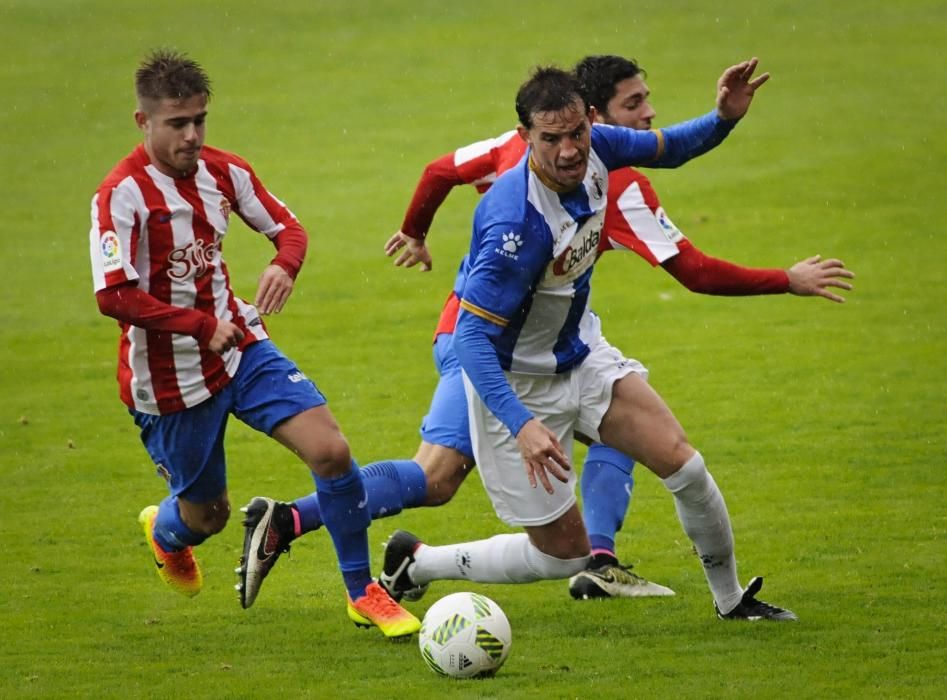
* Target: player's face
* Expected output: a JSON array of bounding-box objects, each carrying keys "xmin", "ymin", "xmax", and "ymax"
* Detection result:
[
  {"xmin": 519, "ymin": 98, "xmax": 592, "ymax": 191},
  {"xmin": 599, "ymin": 76, "xmax": 655, "ymax": 130},
  {"xmin": 136, "ymin": 94, "xmax": 208, "ymax": 177}
]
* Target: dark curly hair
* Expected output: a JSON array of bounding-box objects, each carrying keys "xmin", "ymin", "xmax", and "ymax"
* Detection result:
[
  {"xmin": 573, "ymin": 55, "xmax": 645, "ymax": 115},
  {"xmin": 515, "ymin": 66, "xmax": 587, "ymax": 129}
]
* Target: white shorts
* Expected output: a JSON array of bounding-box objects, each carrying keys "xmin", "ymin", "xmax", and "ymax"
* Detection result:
[{"xmin": 464, "ymin": 337, "xmax": 647, "ymax": 527}]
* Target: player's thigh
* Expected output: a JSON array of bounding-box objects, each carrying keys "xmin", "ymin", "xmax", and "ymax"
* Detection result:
[
  {"xmin": 598, "ymin": 372, "xmax": 693, "ymax": 478},
  {"xmin": 232, "ymin": 339, "xmax": 327, "ymax": 436},
  {"xmin": 231, "ymin": 340, "xmax": 348, "ymax": 474},
  {"xmin": 132, "ymin": 396, "xmax": 229, "ymax": 504},
  {"xmin": 420, "ymin": 340, "xmax": 474, "ymax": 461},
  {"xmin": 465, "ymin": 372, "xmax": 578, "ymax": 527}
]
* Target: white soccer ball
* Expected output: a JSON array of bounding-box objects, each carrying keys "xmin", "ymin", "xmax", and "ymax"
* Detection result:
[{"xmin": 418, "ymin": 592, "xmax": 512, "ymax": 679}]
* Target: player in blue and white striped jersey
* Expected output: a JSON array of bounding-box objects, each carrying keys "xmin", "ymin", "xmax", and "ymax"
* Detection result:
[{"xmin": 382, "ymin": 66, "xmax": 798, "ymax": 622}]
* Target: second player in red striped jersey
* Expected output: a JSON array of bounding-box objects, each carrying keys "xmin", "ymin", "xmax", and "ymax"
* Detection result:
[{"xmin": 90, "ymin": 50, "xmax": 420, "ymax": 638}]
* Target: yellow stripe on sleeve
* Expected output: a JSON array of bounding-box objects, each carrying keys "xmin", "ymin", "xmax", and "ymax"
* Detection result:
[
  {"xmin": 651, "ymin": 128, "xmax": 665, "ymax": 161},
  {"xmin": 459, "ymin": 299, "xmax": 509, "ymax": 327}
]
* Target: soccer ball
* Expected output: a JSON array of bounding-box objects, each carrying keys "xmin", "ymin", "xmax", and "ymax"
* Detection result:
[{"xmin": 418, "ymin": 592, "xmax": 512, "ymax": 679}]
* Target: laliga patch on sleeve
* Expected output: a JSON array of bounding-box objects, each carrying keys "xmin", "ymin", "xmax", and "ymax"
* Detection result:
[
  {"xmin": 100, "ymin": 231, "xmax": 123, "ymax": 271},
  {"xmin": 655, "ymin": 207, "xmax": 685, "ymax": 243}
]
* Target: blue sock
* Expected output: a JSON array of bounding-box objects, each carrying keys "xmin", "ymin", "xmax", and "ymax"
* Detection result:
[
  {"xmin": 360, "ymin": 459, "xmax": 427, "ymax": 515},
  {"xmin": 153, "ymin": 496, "xmax": 207, "ymax": 551},
  {"xmin": 292, "ymin": 493, "xmax": 323, "ymax": 534},
  {"xmin": 582, "ymin": 444, "xmax": 635, "ymax": 556},
  {"xmin": 315, "ymin": 462, "xmax": 372, "ymax": 599},
  {"xmin": 292, "ymin": 460, "xmax": 427, "ymax": 535}
]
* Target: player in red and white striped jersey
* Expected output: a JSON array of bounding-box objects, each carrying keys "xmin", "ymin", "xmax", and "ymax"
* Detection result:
[
  {"xmin": 89, "ymin": 50, "xmax": 418, "ymax": 638},
  {"xmin": 90, "ymin": 141, "xmax": 302, "ymax": 414}
]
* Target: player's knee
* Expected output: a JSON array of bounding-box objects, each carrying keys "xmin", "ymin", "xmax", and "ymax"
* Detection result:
[
  {"xmin": 664, "ymin": 451, "xmax": 710, "ymax": 494},
  {"xmin": 661, "ymin": 436, "xmax": 696, "ymax": 473},
  {"xmin": 525, "ymin": 542, "xmax": 590, "ymax": 580},
  {"xmin": 417, "ymin": 447, "xmax": 474, "ymax": 506},
  {"xmin": 422, "ymin": 461, "xmax": 473, "ymax": 506},
  {"xmin": 309, "ymin": 435, "xmax": 352, "ymax": 478}
]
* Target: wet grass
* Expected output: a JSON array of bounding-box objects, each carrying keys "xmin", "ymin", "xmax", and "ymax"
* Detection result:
[{"xmin": 1, "ymin": 0, "xmax": 944, "ymax": 697}]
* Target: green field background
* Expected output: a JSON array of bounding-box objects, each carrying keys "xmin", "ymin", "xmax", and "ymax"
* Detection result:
[{"xmin": 1, "ymin": 1, "xmax": 944, "ymax": 697}]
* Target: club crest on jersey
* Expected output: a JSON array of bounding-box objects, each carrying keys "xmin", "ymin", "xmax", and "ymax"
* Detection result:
[
  {"xmin": 495, "ymin": 232, "xmax": 524, "ymax": 260},
  {"xmin": 590, "ymin": 171, "xmax": 604, "ymax": 200},
  {"xmin": 167, "ymin": 239, "xmax": 221, "ymax": 280},
  {"xmin": 100, "ymin": 231, "xmax": 122, "ymax": 271},
  {"xmin": 219, "ymin": 198, "xmax": 232, "ymax": 220}
]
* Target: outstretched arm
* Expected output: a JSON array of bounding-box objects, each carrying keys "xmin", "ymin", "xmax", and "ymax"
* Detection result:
[
  {"xmin": 662, "ymin": 243, "xmax": 854, "ymax": 302},
  {"xmin": 598, "ymin": 58, "xmax": 770, "ymax": 169}
]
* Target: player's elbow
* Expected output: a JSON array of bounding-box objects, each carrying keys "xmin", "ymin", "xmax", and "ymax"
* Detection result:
[{"xmin": 95, "ymin": 288, "xmax": 121, "ymax": 318}]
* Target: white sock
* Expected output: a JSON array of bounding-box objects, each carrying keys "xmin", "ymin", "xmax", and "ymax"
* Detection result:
[
  {"xmin": 411, "ymin": 533, "xmax": 589, "ymax": 584},
  {"xmin": 663, "ymin": 451, "xmax": 742, "ymax": 613}
]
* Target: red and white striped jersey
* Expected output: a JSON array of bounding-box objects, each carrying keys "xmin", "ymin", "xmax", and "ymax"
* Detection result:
[
  {"xmin": 453, "ymin": 130, "xmax": 525, "ymax": 193},
  {"xmin": 89, "ymin": 144, "xmax": 302, "ymax": 415},
  {"xmin": 424, "ymin": 134, "xmax": 690, "ymax": 338},
  {"xmin": 399, "ymin": 131, "xmax": 527, "ymax": 238},
  {"xmin": 451, "ymin": 132, "xmax": 689, "ymax": 262},
  {"xmin": 599, "ymin": 166, "xmax": 688, "ymax": 263},
  {"xmin": 417, "ymin": 128, "xmax": 785, "ymax": 338}
]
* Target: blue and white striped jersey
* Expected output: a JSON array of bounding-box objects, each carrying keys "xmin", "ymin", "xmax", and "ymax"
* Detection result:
[
  {"xmin": 454, "ymin": 113, "xmax": 734, "ymax": 434},
  {"xmin": 456, "ymin": 124, "xmax": 659, "ymax": 374}
]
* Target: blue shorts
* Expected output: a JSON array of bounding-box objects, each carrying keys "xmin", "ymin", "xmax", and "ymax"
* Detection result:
[
  {"xmin": 132, "ymin": 340, "xmax": 326, "ymax": 502},
  {"xmin": 419, "ymin": 333, "xmax": 473, "ymax": 459}
]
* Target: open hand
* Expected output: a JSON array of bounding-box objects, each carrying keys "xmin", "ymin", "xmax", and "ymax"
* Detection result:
[
  {"xmin": 515, "ymin": 418, "xmax": 572, "ymax": 494},
  {"xmin": 716, "ymin": 57, "xmax": 770, "ymax": 121},
  {"xmin": 384, "ymin": 231, "xmax": 433, "ymax": 271},
  {"xmin": 255, "ymin": 264, "xmax": 294, "ymax": 315},
  {"xmin": 787, "ymin": 255, "xmax": 855, "ymax": 303}
]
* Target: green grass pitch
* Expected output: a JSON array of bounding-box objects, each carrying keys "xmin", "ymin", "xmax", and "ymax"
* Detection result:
[{"xmin": 1, "ymin": 0, "xmax": 945, "ymax": 697}]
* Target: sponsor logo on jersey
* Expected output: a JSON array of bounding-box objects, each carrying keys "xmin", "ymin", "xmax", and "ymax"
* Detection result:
[
  {"xmin": 494, "ymin": 232, "xmax": 524, "ymax": 260},
  {"xmin": 287, "ymin": 371, "xmax": 308, "ymax": 383},
  {"xmin": 656, "ymin": 207, "xmax": 684, "ymax": 242},
  {"xmin": 549, "ymin": 225, "xmax": 601, "ymax": 280},
  {"xmin": 167, "ymin": 239, "xmax": 220, "ymax": 280},
  {"xmin": 101, "ymin": 231, "xmax": 122, "ymax": 271}
]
